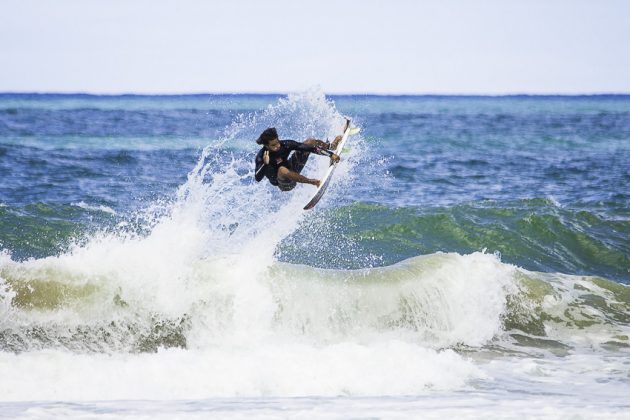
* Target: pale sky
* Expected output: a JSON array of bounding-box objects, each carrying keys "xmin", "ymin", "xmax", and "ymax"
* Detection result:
[{"xmin": 1, "ymin": 0, "xmax": 629, "ymax": 94}]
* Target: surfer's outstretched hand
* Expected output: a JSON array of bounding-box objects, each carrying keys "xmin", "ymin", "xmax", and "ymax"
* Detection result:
[{"xmin": 331, "ymin": 153, "xmax": 340, "ymax": 163}]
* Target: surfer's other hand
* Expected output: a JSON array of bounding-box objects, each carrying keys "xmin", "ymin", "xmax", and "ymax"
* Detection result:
[
  {"xmin": 263, "ymin": 150, "xmax": 270, "ymax": 164},
  {"xmin": 331, "ymin": 153, "xmax": 340, "ymax": 163}
]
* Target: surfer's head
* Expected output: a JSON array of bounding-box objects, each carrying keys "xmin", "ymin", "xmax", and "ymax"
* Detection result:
[{"xmin": 256, "ymin": 127, "xmax": 281, "ymax": 151}]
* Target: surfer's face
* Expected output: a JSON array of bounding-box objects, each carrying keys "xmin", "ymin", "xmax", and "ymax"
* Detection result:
[{"xmin": 266, "ymin": 138, "xmax": 281, "ymax": 152}]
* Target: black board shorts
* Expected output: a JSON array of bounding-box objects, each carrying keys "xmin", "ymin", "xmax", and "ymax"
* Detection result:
[{"xmin": 277, "ymin": 150, "xmax": 310, "ymax": 191}]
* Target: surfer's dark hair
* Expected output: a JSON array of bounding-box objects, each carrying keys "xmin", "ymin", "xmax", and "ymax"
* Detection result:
[{"xmin": 256, "ymin": 127, "xmax": 278, "ymax": 145}]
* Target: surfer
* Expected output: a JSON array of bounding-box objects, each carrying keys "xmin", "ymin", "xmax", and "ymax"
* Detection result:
[{"xmin": 254, "ymin": 124, "xmax": 345, "ymax": 191}]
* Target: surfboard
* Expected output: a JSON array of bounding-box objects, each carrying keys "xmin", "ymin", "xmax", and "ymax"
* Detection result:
[{"xmin": 303, "ymin": 121, "xmax": 360, "ymax": 210}]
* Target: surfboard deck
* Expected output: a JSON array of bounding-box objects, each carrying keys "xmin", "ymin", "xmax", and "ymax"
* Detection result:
[{"xmin": 303, "ymin": 122, "xmax": 360, "ymax": 210}]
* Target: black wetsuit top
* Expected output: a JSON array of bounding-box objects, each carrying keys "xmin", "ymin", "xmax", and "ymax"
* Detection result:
[{"xmin": 254, "ymin": 140, "xmax": 330, "ymax": 186}]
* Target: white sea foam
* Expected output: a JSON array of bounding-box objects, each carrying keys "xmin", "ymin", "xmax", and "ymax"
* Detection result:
[
  {"xmin": 0, "ymin": 343, "xmax": 482, "ymax": 401},
  {"xmin": 4, "ymin": 243, "xmax": 628, "ymax": 401}
]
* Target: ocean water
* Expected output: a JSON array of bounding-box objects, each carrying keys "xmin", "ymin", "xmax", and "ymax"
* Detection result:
[{"xmin": 0, "ymin": 90, "xmax": 629, "ymax": 419}]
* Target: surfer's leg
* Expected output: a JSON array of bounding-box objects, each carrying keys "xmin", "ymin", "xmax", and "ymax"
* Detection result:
[
  {"xmin": 277, "ymin": 166, "xmax": 319, "ymax": 188},
  {"xmin": 281, "ymin": 137, "xmax": 332, "ymax": 189},
  {"xmin": 287, "ymin": 151, "xmax": 309, "ymax": 174}
]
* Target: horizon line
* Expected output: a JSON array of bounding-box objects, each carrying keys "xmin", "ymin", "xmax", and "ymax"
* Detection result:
[{"xmin": 2, "ymin": 90, "xmax": 630, "ymax": 98}]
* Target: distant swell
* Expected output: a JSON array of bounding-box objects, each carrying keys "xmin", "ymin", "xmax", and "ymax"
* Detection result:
[{"xmin": 281, "ymin": 201, "xmax": 630, "ymax": 283}]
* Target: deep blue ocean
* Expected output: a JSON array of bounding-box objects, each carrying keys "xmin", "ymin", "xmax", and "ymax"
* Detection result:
[{"xmin": 0, "ymin": 91, "xmax": 629, "ymax": 418}]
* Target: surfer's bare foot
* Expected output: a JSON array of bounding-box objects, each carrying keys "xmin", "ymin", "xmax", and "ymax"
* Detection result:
[{"xmin": 330, "ymin": 135, "xmax": 342, "ymax": 151}]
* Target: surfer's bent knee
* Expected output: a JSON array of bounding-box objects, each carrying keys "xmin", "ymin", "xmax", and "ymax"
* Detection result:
[{"xmin": 277, "ymin": 166, "xmax": 291, "ymax": 180}]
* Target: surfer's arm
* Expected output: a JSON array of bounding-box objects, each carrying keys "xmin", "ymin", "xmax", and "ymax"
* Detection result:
[
  {"xmin": 304, "ymin": 143, "xmax": 340, "ymax": 162},
  {"xmin": 314, "ymin": 147, "xmax": 335, "ymax": 157},
  {"xmin": 254, "ymin": 150, "xmax": 266, "ymax": 182},
  {"xmin": 311, "ymin": 147, "xmax": 340, "ymax": 163},
  {"xmin": 290, "ymin": 140, "xmax": 339, "ymax": 160}
]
